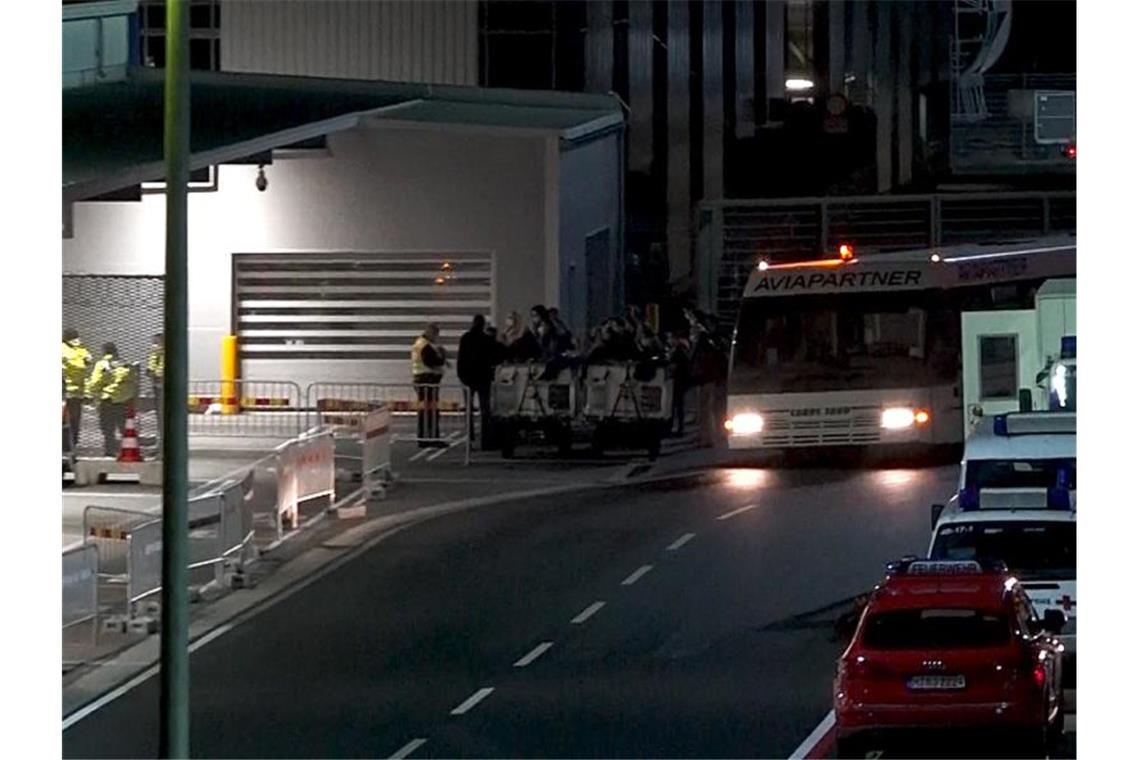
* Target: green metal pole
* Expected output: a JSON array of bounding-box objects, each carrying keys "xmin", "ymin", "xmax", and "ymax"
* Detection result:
[{"xmin": 160, "ymin": 0, "xmax": 190, "ymax": 756}]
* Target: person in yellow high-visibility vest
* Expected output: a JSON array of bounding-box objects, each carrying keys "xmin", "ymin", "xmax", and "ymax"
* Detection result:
[
  {"xmin": 86, "ymin": 343, "xmax": 139, "ymax": 457},
  {"xmin": 62, "ymin": 328, "xmax": 92, "ymax": 450},
  {"xmin": 411, "ymin": 323, "xmax": 447, "ymax": 447},
  {"xmin": 147, "ymin": 333, "xmax": 164, "ymax": 456}
]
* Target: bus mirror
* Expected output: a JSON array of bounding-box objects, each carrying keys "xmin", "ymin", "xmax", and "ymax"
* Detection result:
[
  {"xmin": 931, "ymin": 503, "xmax": 945, "ymax": 529},
  {"xmin": 1018, "ymin": 388, "xmax": 1033, "ymax": 412}
]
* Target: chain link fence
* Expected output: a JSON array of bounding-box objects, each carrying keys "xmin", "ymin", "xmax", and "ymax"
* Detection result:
[{"xmin": 62, "ymin": 275, "xmax": 164, "ymax": 455}]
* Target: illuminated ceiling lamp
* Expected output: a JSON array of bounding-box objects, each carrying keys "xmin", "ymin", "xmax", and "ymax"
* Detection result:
[{"xmin": 785, "ymin": 77, "xmax": 815, "ymax": 93}]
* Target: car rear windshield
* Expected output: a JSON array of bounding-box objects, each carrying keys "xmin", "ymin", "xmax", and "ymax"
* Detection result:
[{"xmin": 862, "ymin": 609, "xmax": 1010, "ymax": 650}]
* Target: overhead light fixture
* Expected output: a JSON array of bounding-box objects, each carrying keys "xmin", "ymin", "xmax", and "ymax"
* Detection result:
[{"xmin": 785, "ymin": 78, "xmax": 815, "ymax": 92}]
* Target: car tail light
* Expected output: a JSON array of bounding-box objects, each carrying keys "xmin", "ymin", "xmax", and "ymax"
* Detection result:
[
  {"xmin": 842, "ymin": 655, "xmax": 890, "ymax": 681},
  {"xmin": 1033, "ymin": 663, "xmax": 1047, "ymax": 687}
]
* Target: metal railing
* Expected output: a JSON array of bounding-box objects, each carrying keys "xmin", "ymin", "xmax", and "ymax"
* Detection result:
[
  {"xmin": 307, "ymin": 382, "xmax": 471, "ymax": 464},
  {"xmin": 695, "ymin": 191, "xmax": 1077, "ymax": 318},
  {"xmin": 949, "ymin": 73, "xmax": 1076, "ymax": 173},
  {"xmin": 188, "ymin": 379, "xmax": 306, "ymax": 438}
]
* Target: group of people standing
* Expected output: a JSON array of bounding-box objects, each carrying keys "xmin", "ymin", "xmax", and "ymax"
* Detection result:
[
  {"xmin": 61, "ymin": 330, "xmax": 165, "ymax": 458},
  {"xmin": 411, "ymin": 303, "xmax": 729, "ymax": 451}
]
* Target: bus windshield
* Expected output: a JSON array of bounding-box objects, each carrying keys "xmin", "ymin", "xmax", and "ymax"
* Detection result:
[{"xmin": 730, "ymin": 292, "xmax": 959, "ymax": 393}]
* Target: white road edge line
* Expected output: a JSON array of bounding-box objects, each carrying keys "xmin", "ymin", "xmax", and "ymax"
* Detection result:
[
  {"xmin": 388, "ymin": 738, "xmax": 428, "ymax": 759},
  {"xmin": 620, "ymin": 565, "xmax": 654, "ymax": 586},
  {"xmin": 450, "ymin": 687, "xmax": 495, "ymax": 716},
  {"xmin": 513, "ymin": 641, "xmax": 554, "ymax": 668},
  {"xmin": 570, "ymin": 601, "xmax": 606, "ymax": 624},
  {"xmin": 188, "ymin": 623, "xmax": 233, "ymax": 653},
  {"xmin": 666, "ymin": 532, "xmax": 695, "ymax": 551},
  {"xmin": 62, "ymin": 665, "xmax": 159, "ymax": 731},
  {"xmin": 716, "ymin": 503, "xmax": 758, "ymax": 521},
  {"xmin": 62, "ymin": 623, "xmax": 238, "ymax": 731},
  {"xmin": 788, "ymin": 709, "xmax": 836, "ymax": 760}
]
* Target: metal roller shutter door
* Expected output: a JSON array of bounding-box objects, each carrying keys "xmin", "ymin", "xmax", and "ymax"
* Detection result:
[{"xmin": 233, "ymin": 251, "xmax": 493, "ymax": 385}]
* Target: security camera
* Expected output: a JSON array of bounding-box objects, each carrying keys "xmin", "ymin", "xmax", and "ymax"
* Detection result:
[{"xmin": 255, "ymin": 165, "xmax": 268, "ymax": 192}]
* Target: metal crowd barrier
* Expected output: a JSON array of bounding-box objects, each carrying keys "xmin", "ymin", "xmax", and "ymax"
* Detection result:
[
  {"xmin": 78, "ymin": 479, "xmax": 258, "ymax": 626},
  {"xmin": 62, "ymin": 543, "xmax": 98, "ymax": 642},
  {"xmin": 188, "ymin": 379, "xmax": 306, "ymax": 439},
  {"xmin": 274, "ymin": 427, "xmax": 336, "ymax": 539},
  {"xmin": 307, "ymin": 382, "xmax": 470, "ymax": 465}
]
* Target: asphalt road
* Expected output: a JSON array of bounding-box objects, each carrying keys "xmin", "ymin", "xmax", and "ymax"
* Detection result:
[{"xmin": 64, "ymin": 463, "xmax": 957, "ymax": 759}]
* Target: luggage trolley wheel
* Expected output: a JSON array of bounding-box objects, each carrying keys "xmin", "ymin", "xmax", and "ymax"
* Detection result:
[
  {"xmin": 590, "ymin": 422, "xmax": 607, "ymax": 456},
  {"xmin": 646, "ymin": 432, "xmax": 662, "ymax": 461},
  {"xmin": 499, "ymin": 422, "xmax": 516, "ymax": 459}
]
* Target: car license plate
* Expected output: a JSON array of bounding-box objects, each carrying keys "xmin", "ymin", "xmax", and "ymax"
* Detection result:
[{"xmin": 906, "ymin": 675, "xmax": 966, "ymax": 690}]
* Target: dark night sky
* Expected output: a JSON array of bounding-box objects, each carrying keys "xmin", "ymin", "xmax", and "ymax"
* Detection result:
[{"xmin": 991, "ymin": 0, "xmax": 1077, "ymax": 74}]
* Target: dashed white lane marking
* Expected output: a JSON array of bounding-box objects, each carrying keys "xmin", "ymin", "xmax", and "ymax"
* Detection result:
[
  {"xmin": 388, "ymin": 738, "xmax": 428, "ymax": 759},
  {"xmin": 513, "ymin": 641, "xmax": 554, "ymax": 668},
  {"xmin": 666, "ymin": 532, "xmax": 696, "ymax": 551},
  {"xmin": 621, "ymin": 565, "xmax": 654, "ymax": 586},
  {"xmin": 570, "ymin": 601, "xmax": 606, "ymax": 624},
  {"xmin": 450, "ymin": 687, "xmax": 495, "ymax": 715},
  {"xmin": 716, "ymin": 503, "xmax": 758, "ymax": 521},
  {"xmin": 788, "ymin": 709, "xmax": 836, "ymax": 759}
]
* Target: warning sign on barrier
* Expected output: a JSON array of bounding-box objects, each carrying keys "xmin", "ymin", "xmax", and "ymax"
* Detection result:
[{"xmin": 276, "ymin": 431, "xmax": 335, "ymax": 533}]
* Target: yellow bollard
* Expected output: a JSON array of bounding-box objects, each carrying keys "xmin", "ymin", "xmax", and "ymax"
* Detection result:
[
  {"xmin": 646, "ymin": 303, "xmax": 660, "ymax": 333},
  {"xmin": 221, "ymin": 335, "xmax": 238, "ymax": 415}
]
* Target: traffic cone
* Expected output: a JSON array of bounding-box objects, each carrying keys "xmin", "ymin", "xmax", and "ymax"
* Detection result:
[{"xmin": 118, "ymin": 407, "xmax": 143, "ymax": 463}]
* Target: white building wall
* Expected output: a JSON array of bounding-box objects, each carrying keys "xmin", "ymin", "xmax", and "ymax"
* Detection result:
[
  {"xmin": 62, "ymin": 126, "xmax": 547, "ymax": 386},
  {"xmin": 558, "ymin": 133, "xmax": 623, "ymax": 335},
  {"xmin": 221, "ymin": 0, "xmax": 478, "ymax": 86}
]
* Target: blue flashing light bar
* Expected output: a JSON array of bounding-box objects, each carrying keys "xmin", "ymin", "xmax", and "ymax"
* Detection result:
[{"xmin": 1061, "ymin": 336, "xmax": 1076, "ymax": 360}]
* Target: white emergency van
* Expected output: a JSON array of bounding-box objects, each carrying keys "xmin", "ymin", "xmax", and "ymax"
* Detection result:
[{"xmin": 928, "ymin": 411, "xmax": 1076, "ymax": 663}]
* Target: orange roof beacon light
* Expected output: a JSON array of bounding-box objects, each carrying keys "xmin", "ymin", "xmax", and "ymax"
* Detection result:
[{"xmin": 838, "ymin": 243, "xmax": 855, "ymax": 262}]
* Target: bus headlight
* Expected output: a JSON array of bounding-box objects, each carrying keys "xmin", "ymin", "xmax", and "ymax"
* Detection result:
[
  {"xmin": 881, "ymin": 407, "xmax": 916, "ymax": 429},
  {"xmin": 725, "ymin": 412, "xmax": 765, "ymax": 435}
]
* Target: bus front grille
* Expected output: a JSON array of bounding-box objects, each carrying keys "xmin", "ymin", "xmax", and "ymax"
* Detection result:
[{"xmin": 760, "ymin": 410, "xmax": 882, "ymax": 446}]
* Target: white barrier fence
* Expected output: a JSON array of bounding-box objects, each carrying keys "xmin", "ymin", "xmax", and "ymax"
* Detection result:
[
  {"xmin": 74, "ymin": 475, "xmax": 258, "ymax": 632},
  {"xmin": 275, "ymin": 428, "xmax": 336, "ymax": 539},
  {"xmin": 62, "ymin": 544, "xmax": 98, "ymax": 639},
  {"xmin": 362, "ymin": 406, "xmax": 393, "ymax": 497}
]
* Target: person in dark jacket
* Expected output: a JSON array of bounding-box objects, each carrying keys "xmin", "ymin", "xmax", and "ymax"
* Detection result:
[
  {"xmin": 668, "ymin": 329, "xmax": 692, "ymax": 436},
  {"xmin": 458, "ymin": 314, "xmax": 496, "ymax": 448},
  {"xmin": 411, "ymin": 323, "xmax": 448, "ymax": 446}
]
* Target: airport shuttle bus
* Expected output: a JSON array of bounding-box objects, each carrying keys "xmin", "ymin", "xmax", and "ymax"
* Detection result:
[{"xmin": 724, "ymin": 237, "xmax": 1076, "ymax": 451}]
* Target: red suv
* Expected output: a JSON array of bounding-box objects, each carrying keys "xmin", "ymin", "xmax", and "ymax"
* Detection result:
[{"xmin": 833, "ymin": 559, "xmax": 1066, "ymax": 758}]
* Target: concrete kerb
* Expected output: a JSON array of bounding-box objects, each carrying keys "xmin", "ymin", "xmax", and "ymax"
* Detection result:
[{"xmin": 61, "ymin": 461, "xmax": 715, "ymax": 725}]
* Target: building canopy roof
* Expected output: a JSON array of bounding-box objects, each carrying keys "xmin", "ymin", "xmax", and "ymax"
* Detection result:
[{"xmin": 63, "ymin": 69, "xmax": 623, "ymax": 203}]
